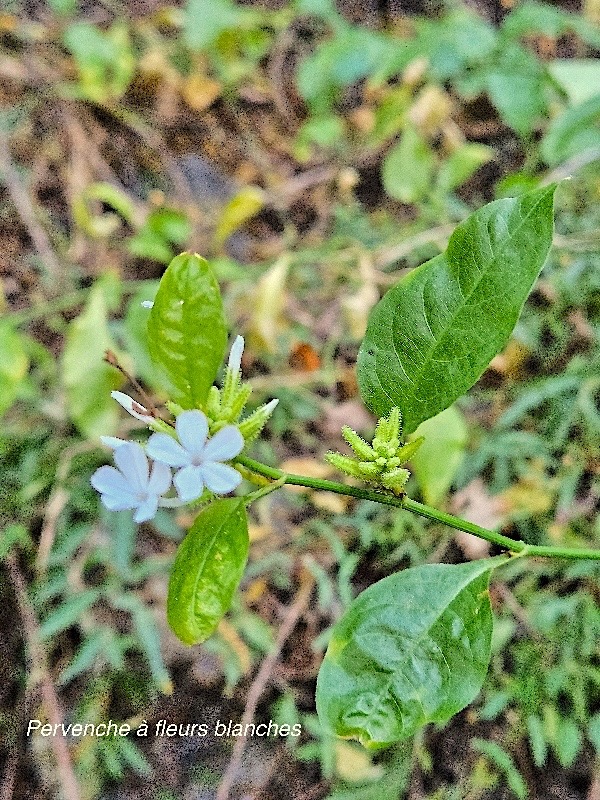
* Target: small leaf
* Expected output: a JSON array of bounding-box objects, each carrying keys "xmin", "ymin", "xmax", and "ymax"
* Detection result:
[
  {"xmin": 553, "ymin": 716, "xmax": 582, "ymax": 768},
  {"xmin": 39, "ymin": 589, "xmax": 101, "ymax": 641},
  {"xmin": 410, "ymin": 405, "xmax": 468, "ymax": 505},
  {"xmin": 382, "ymin": 126, "xmax": 435, "ymax": 204},
  {"xmin": 548, "ymin": 60, "xmax": 600, "ymax": 105},
  {"xmin": 357, "ymin": 185, "xmax": 556, "ymax": 433},
  {"xmin": 0, "ymin": 323, "xmax": 29, "ymax": 417},
  {"xmin": 316, "ymin": 557, "xmax": 508, "ymax": 748},
  {"xmin": 61, "ymin": 277, "xmax": 123, "ymax": 438},
  {"xmin": 472, "ymin": 739, "xmax": 527, "ymax": 800},
  {"xmin": 437, "ymin": 142, "xmax": 493, "ymax": 193},
  {"xmin": 540, "ymin": 93, "xmax": 600, "ymax": 167},
  {"xmin": 147, "ymin": 253, "xmax": 227, "ymax": 408},
  {"xmin": 184, "ymin": 0, "xmax": 242, "ymax": 50},
  {"xmin": 167, "ymin": 498, "xmax": 249, "ymax": 645},
  {"xmin": 527, "ymin": 714, "xmax": 547, "ymax": 766},
  {"xmin": 214, "ymin": 186, "xmax": 264, "ymax": 247}
]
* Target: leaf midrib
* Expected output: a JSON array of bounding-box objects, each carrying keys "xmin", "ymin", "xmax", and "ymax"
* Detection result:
[{"xmin": 383, "ymin": 190, "xmax": 550, "ymax": 402}]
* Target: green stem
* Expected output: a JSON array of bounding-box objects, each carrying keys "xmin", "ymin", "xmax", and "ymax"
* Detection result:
[{"xmin": 235, "ymin": 455, "xmax": 600, "ymax": 562}]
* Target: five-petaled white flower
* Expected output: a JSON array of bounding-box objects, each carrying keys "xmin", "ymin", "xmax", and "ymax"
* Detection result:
[
  {"xmin": 146, "ymin": 410, "xmax": 244, "ymax": 502},
  {"xmin": 91, "ymin": 441, "xmax": 172, "ymax": 523}
]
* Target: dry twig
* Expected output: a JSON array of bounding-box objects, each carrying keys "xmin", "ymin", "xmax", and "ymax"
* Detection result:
[
  {"xmin": 5, "ymin": 554, "xmax": 82, "ymax": 800},
  {"xmin": 0, "ymin": 129, "xmax": 63, "ymax": 286}
]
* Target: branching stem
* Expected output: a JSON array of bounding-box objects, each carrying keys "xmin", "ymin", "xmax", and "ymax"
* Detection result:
[{"xmin": 235, "ymin": 455, "xmax": 600, "ymax": 562}]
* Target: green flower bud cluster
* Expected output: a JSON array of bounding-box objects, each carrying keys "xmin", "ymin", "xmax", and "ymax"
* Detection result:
[
  {"xmin": 325, "ymin": 407, "xmax": 424, "ymax": 495},
  {"xmin": 202, "ymin": 336, "xmax": 278, "ymax": 444}
]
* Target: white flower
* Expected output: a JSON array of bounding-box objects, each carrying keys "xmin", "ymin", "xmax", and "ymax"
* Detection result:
[
  {"xmin": 146, "ymin": 410, "xmax": 244, "ymax": 502},
  {"xmin": 91, "ymin": 442, "xmax": 172, "ymax": 523},
  {"xmin": 111, "ymin": 391, "xmax": 154, "ymax": 423},
  {"xmin": 227, "ymin": 335, "xmax": 245, "ymax": 374}
]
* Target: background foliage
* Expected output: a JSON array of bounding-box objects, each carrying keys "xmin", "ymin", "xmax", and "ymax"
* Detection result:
[{"xmin": 0, "ymin": 0, "xmax": 599, "ymax": 798}]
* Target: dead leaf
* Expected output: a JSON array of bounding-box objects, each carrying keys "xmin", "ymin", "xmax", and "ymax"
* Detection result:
[
  {"xmin": 289, "ymin": 342, "xmax": 321, "ymax": 372},
  {"xmin": 182, "ymin": 74, "xmax": 222, "ymax": 112},
  {"xmin": 248, "ymin": 256, "xmax": 289, "ymax": 352}
]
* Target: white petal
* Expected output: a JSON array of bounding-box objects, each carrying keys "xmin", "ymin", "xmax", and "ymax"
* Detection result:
[
  {"xmin": 100, "ymin": 436, "xmax": 128, "ymax": 449},
  {"xmin": 146, "ymin": 433, "xmax": 190, "ymax": 467},
  {"xmin": 147, "ymin": 460, "xmax": 172, "ymax": 495},
  {"xmin": 141, "ymin": 300, "xmax": 154, "ymax": 309},
  {"xmin": 227, "ymin": 335, "xmax": 245, "ymax": 373},
  {"xmin": 199, "ymin": 462, "xmax": 242, "ymax": 494},
  {"xmin": 174, "ymin": 465, "xmax": 205, "ymax": 502},
  {"xmin": 134, "ymin": 495, "xmax": 159, "ymax": 523},
  {"xmin": 202, "ymin": 426, "xmax": 244, "ymax": 461},
  {"xmin": 91, "ymin": 466, "xmax": 134, "ymax": 498},
  {"xmin": 111, "ymin": 391, "xmax": 153, "ymax": 423},
  {"xmin": 101, "ymin": 493, "xmax": 138, "ymax": 511},
  {"xmin": 175, "ymin": 410, "xmax": 208, "ymax": 456},
  {"xmin": 114, "ymin": 442, "xmax": 149, "ymax": 492}
]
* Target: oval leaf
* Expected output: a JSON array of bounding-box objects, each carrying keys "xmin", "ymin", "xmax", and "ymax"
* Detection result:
[
  {"xmin": 167, "ymin": 498, "xmax": 248, "ymax": 645},
  {"xmin": 148, "ymin": 253, "xmax": 227, "ymax": 408},
  {"xmin": 316, "ymin": 557, "xmax": 508, "ymax": 748},
  {"xmin": 357, "ymin": 185, "xmax": 556, "ymax": 433}
]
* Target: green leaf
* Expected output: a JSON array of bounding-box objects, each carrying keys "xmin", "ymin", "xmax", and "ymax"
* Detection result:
[
  {"xmin": 167, "ymin": 498, "xmax": 249, "ymax": 645},
  {"xmin": 472, "ymin": 739, "xmax": 527, "ymax": 800},
  {"xmin": 409, "ymin": 405, "xmax": 468, "ymax": 505},
  {"xmin": 61, "ymin": 276, "xmax": 123, "ymax": 438},
  {"xmin": 527, "ymin": 714, "xmax": 547, "ymax": 767},
  {"xmin": 184, "ymin": 0, "xmax": 243, "ymax": 50},
  {"xmin": 116, "ymin": 595, "xmax": 172, "ymax": 693},
  {"xmin": 437, "ymin": 143, "xmax": 493, "ymax": 194},
  {"xmin": 316, "ymin": 558, "xmax": 508, "ymax": 748},
  {"xmin": 382, "ymin": 126, "xmax": 435, "ymax": 204},
  {"xmin": 296, "ymin": 23, "xmax": 403, "ymax": 113},
  {"xmin": 39, "ymin": 589, "xmax": 101, "ymax": 641},
  {"xmin": 357, "ymin": 185, "xmax": 556, "ymax": 433},
  {"xmin": 587, "ymin": 712, "xmax": 600, "ymax": 752},
  {"xmin": 548, "ymin": 60, "xmax": 600, "ymax": 106},
  {"xmin": 0, "ymin": 323, "xmax": 29, "ymax": 417},
  {"xmin": 122, "ymin": 282, "xmax": 161, "ymax": 390},
  {"xmin": 484, "ymin": 45, "xmax": 546, "ymax": 136},
  {"xmin": 147, "ymin": 253, "xmax": 227, "ymax": 409},
  {"xmin": 552, "ymin": 717, "xmax": 581, "ymax": 768},
  {"xmin": 540, "ymin": 93, "xmax": 600, "ymax": 167}
]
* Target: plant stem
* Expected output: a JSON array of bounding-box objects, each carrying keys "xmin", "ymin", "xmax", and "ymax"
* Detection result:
[{"xmin": 235, "ymin": 455, "xmax": 600, "ymax": 562}]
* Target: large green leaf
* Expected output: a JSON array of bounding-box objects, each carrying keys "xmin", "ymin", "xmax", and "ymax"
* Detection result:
[
  {"xmin": 147, "ymin": 253, "xmax": 227, "ymax": 409},
  {"xmin": 357, "ymin": 185, "xmax": 556, "ymax": 433},
  {"xmin": 167, "ymin": 498, "xmax": 248, "ymax": 645},
  {"xmin": 316, "ymin": 558, "xmax": 507, "ymax": 749}
]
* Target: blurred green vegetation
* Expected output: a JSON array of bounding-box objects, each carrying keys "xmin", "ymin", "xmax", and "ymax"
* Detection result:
[{"xmin": 1, "ymin": 0, "xmax": 599, "ymax": 798}]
